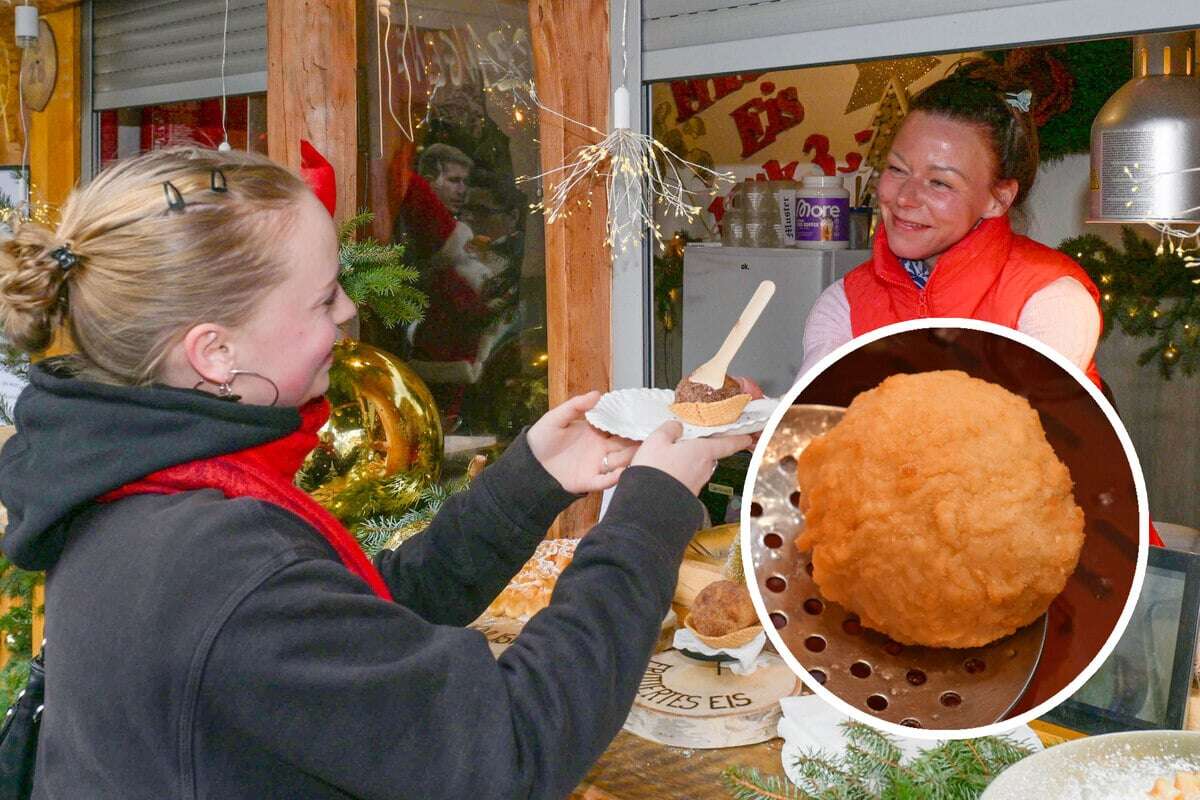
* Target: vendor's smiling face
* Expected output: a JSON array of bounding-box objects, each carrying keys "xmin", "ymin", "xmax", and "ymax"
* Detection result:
[{"xmin": 877, "ymin": 111, "xmax": 1017, "ymax": 266}]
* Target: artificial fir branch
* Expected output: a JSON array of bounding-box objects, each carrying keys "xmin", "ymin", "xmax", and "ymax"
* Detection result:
[
  {"xmin": 723, "ymin": 766, "xmax": 810, "ymax": 800},
  {"xmin": 1061, "ymin": 227, "xmax": 1200, "ymax": 378},
  {"xmin": 723, "ymin": 722, "xmax": 1033, "ymax": 800},
  {"xmin": 351, "ymin": 474, "xmax": 472, "ymax": 556},
  {"xmin": 791, "ymin": 750, "xmax": 863, "ymax": 799},
  {"xmin": 0, "ymin": 339, "xmax": 34, "ymax": 710},
  {"xmin": 338, "ymin": 210, "xmax": 427, "ymax": 329}
]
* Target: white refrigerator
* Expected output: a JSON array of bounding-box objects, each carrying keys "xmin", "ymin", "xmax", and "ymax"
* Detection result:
[{"xmin": 680, "ymin": 245, "xmax": 871, "ymax": 396}]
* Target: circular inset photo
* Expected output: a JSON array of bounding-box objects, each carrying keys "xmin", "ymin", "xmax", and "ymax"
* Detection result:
[{"xmin": 743, "ymin": 320, "xmax": 1147, "ymax": 739}]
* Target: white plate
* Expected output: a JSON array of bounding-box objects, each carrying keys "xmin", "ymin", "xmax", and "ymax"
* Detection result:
[
  {"xmin": 585, "ymin": 387, "xmax": 779, "ymax": 440},
  {"xmin": 981, "ymin": 730, "xmax": 1200, "ymax": 800}
]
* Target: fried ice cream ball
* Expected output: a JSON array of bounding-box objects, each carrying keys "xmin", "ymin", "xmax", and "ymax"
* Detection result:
[
  {"xmin": 796, "ymin": 370, "xmax": 1085, "ymax": 649},
  {"xmin": 688, "ymin": 580, "xmax": 759, "ymax": 637}
]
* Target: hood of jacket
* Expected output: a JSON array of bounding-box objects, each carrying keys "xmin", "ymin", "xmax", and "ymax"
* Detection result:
[{"xmin": 0, "ymin": 359, "xmax": 300, "ymax": 571}]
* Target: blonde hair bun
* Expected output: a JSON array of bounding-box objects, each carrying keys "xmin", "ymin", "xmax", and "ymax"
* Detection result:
[
  {"xmin": 0, "ymin": 221, "xmax": 74, "ymax": 353},
  {"xmin": 0, "ymin": 146, "xmax": 312, "ymax": 385}
]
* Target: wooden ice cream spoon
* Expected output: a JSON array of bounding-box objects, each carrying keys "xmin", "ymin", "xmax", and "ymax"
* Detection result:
[{"xmin": 688, "ymin": 280, "xmax": 776, "ymax": 390}]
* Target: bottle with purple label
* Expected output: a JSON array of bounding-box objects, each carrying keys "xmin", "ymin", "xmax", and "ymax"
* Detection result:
[{"xmin": 793, "ymin": 175, "xmax": 849, "ymax": 250}]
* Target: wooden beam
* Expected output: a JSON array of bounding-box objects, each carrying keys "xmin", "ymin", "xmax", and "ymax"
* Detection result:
[
  {"xmin": 28, "ymin": 6, "xmax": 81, "ymax": 211},
  {"xmin": 266, "ymin": 0, "xmax": 357, "ymax": 226},
  {"xmin": 530, "ymin": 0, "xmax": 612, "ymax": 536},
  {"xmin": 25, "ymin": 4, "xmax": 82, "ymax": 658}
]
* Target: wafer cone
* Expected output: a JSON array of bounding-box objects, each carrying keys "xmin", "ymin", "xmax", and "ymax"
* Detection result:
[
  {"xmin": 670, "ymin": 393, "xmax": 751, "ymax": 427},
  {"xmin": 684, "ymin": 614, "xmax": 764, "ymax": 649}
]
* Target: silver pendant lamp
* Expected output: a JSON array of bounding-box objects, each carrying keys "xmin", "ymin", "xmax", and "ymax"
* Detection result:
[{"xmin": 1089, "ymin": 31, "xmax": 1200, "ymax": 226}]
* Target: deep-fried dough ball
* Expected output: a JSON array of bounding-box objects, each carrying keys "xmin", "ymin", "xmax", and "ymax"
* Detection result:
[
  {"xmin": 689, "ymin": 580, "xmax": 758, "ymax": 636},
  {"xmin": 796, "ymin": 370, "xmax": 1085, "ymax": 649}
]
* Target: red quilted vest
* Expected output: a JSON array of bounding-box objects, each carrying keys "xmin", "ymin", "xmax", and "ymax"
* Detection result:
[{"xmin": 843, "ymin": 215, "xmax": 1103, "ymax": 387}]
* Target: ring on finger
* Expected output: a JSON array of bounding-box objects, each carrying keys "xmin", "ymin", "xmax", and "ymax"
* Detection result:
[{"xmin": 602, "ymin": 453, "xmax": 611, "ymax": 473}]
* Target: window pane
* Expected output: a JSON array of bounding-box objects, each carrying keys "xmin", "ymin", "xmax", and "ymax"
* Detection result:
[
  {"xmin": 362, "ymin": 0, "xmax": 547, "ymax": 465},
  {"xmin": 97, "ymin": 94, "xmax": 268, "ymax": 168}
]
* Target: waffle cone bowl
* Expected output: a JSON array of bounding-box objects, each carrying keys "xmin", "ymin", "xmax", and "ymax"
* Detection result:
[
  {"xmin": 670, "ymin": 394, "xmax": 751, "ymax": 427},
  {"xmin": 683, "ymin": 614, "xmax": 764, "ymax": 649}
]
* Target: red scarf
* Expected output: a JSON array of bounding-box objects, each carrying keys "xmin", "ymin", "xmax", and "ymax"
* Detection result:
[{"xmin": 98, "ymin": 398, "xmax": 393, "ymax": 600}]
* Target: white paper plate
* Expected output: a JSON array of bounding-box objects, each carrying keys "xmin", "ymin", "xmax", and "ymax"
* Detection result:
[
  {"xmin": 585, "ymin": 387, "xmax": 779, "ymax": 440},
  {"xmin": 981, "ymin": 730, "xmax": 1200, "ymax": 800}
]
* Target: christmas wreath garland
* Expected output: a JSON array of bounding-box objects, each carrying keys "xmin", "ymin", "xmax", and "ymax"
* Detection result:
[{"xmin": 1061, "ymin": 228, "xmax": 1200, "ymax": 378}]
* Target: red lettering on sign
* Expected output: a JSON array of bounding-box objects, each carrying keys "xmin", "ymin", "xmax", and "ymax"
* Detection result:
[
  {"xmin": 671, "ymin": 73, "xmax": 764, "ymax": 123},
  {"xmin": 671, "ymin": 79, "xmax": 714, "ymax": 124},
  {"xmin": 733, "ymin": 86, "xmax": 805, "ymax": 159},
  {"xmin": 732, "ymin": 97, "xmax": 768, "ymax": 158},
  {"xmin": 804, "ymin": 133, "xmax": 835, "ymax": 176}
]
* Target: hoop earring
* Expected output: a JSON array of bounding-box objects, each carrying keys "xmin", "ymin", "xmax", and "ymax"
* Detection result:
[{"xmin": 193, "ymin": 370, "xmax": 281, "ymax": 406}]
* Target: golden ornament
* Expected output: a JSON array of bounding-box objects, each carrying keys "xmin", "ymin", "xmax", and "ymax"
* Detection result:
[
  {"xmin": 302, "ymin": 339, "xmax": 443, "ymax": 521},
  {"xmin": 1163, "ymin": 344, "xmax": 1180, "ymax": 364},
  {"xmin": 845, "ymin": 56, "xmax": 940, "ymax": 114}
]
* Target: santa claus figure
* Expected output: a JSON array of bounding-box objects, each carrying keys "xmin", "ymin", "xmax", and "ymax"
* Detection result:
[{"xmin": 392, "ymin": 144, "xmax": 520, "ymax": 428}]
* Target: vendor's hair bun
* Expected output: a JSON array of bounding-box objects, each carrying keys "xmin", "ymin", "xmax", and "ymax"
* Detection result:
[
  {"xmin": 0, "ymin": 222, "xmax": 73, "ymax": 354},
  {"xmin": 0, "ymin": 147, "xmax": 312, "ymax": 386},
  {"xmin": 909, "ymin": 59, "xmax": 1040, "ymax": 206}
]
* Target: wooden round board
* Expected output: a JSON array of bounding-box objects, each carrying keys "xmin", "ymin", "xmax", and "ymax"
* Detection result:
[
  {"xmin": 469, "ymin": 616, "xmax": 525, "ymax": 658},
  {"xmin": 623, "ymin": 649, "xmax": 801, "ymax": 749}
]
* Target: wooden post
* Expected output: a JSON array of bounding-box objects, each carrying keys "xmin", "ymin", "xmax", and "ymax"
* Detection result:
[
  {"xmin": 530, "ymin": 0, "xmax": 612, "ymax": 536},
  {"xmin": 24, "ymin": 4, "xmax": 84, "ymax": 658},
  {"xmin": 266, "ymin": 0, "xmax": 357, "ymax": 227},
  {"xmin": 28, "ymin": 6, "xmax": 81, "ymax": 210}
]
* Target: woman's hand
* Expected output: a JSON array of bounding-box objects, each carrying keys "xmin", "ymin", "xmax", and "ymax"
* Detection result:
[
  {"xmin": 526, "ymin": 392, "xmax": 638, "ymax": 494},
  {"xmin": 731, "ymin": 375, "xmax": 765, "ymax": 399},
  {"xmin": 631, "ymin": 422, "xmax": 753, "ymax": 495}
]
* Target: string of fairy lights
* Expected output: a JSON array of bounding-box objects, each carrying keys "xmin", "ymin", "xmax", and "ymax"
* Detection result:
[
  {"xmin": 1120, "ymin": 163, "xmax": 1200, "ymax": 279},
  {"xmin": 514, "ymin": 0, "xmax": 733, "ymax": 253},
  {"xmin": 374, "ymin": 0, "xmax": 732, "ymax": 253}
]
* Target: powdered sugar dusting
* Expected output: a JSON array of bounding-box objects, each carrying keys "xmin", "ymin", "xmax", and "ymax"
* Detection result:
[{"xmin": 984, "ymin": 732, "xmax": 1200, "ymax": 800}]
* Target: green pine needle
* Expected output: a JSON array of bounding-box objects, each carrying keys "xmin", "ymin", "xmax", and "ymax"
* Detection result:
[
  {"xmin": 0, "ymin": 555, "xmax": 38, "ymax": 710},
  {"xmin": 1059, "ymin": 227, "xmax": 1200, "ymax": 379},
  {"xmin": 351, "ymin": 474, "xmax": 471, "ymax": 556},
  {"xmin": 723, "ymin": 766, "xmax": 811, "ymax": 800},
  {"xmin": 724, "ymin": 721, "xmax": 1033, "ymax": 800},
  {"xmin": 338, "ymin": 210, "xmax": 427, "ymax": 329}
]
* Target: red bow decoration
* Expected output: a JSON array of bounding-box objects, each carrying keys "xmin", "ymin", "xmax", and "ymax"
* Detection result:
[
  {"xmin": 299, "ymin": 139, "xmax": 337, "ymax": 217},
  {"xmin": 708, "ymin": 195, "xmax": 727, "ymax": 224},
  {"xmin": 756, "ymin": 159, "xmax": 799, "ymax": 182}
]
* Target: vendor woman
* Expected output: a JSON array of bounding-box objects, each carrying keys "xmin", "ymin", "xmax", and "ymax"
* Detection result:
[{"xmin": 799, "ymin": 61, "xmax": 1103, "ymax": 386}]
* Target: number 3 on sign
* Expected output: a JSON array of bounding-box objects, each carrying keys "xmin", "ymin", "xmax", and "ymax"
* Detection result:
[{"xmin": 803, "ymin": 133, "xmax": 863, "ymax": 176}]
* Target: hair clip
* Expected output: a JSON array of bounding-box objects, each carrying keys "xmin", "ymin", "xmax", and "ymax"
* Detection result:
[
  {"xmin": 163, "ymin": 181, "xmax": 187, "ymax": 213},
  {"xmin": 48, "ymin": 245, "xmax": 78, "ymax": 272},
  {"xmin": 210, "ymin": 168, "xmax": 228, "ymax": 193},
  {"xmin": 1004, "ymin": 90, "xmax": 1032, "ymax": 113}
]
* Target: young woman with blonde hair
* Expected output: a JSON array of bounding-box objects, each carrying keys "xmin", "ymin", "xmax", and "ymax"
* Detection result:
[{"xmin": 0, "ymin": 146, "xmax": 749, "ymax": 799}]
